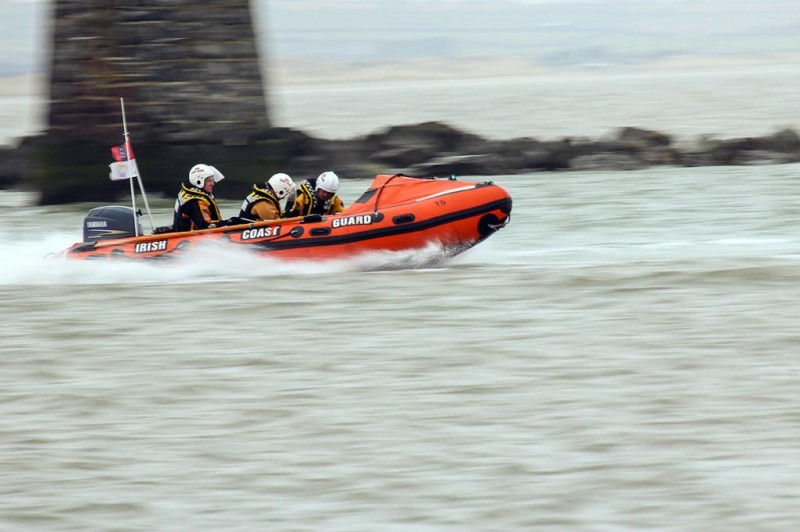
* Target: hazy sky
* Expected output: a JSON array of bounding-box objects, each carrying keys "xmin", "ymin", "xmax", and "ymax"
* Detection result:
[{"xmin": 3, "ymin": 0, "xmax": 800, "ymax": 77}]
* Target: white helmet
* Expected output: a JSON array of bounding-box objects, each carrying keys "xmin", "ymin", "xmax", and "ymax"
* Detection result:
[
  {"xmin": 188, "ymin": 163, "xmax": 221, "ymax": 188},
  {"xmin": 268, "ymin": 172, "xmax": 295, "ymax": 199},
  {"xmin": 209, "ymin": 165, "xmax": 225, "ymax": 183},
  {"xmin": 317, "ymin": 171, "xmax": 339, "ymax": 193}
]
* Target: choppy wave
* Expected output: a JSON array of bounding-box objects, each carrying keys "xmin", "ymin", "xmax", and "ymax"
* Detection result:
[
  {"xmin": 4, "ymin": 167, "xmax": 800, "ymax": 530},
  {"xmin": 0, "ymin": 235, "xmax": 466, "ymax": 286}
]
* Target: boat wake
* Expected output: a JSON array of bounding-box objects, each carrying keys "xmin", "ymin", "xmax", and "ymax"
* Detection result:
[{"xmin": 0, "ymin": 236, "xmax": 464, "ymax": 286}]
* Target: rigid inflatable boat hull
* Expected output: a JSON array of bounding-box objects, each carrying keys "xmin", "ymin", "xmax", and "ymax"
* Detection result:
[{"xmin": 61, "ymin": 175, "xmax": 512, "ymax": 262}]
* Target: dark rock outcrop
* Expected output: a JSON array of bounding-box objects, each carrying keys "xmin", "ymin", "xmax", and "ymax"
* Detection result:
[{"xmin": 2, "ymin": 122, "xmax": 800, "ymax": 204}]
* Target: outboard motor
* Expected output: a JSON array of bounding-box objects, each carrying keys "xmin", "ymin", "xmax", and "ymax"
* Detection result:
[{"xmin": 82, "ymin": 206, "xmax": 142, "ymax": 242}]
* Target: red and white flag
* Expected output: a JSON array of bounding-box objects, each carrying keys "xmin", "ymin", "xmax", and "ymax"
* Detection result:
[{"xmin": 109, "ymin": 140, "xmax": 138, "ymax": 180}]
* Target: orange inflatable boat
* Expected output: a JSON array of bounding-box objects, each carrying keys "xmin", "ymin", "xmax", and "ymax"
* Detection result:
[{"xmin": 60, "ymin": 174, "xmax": 512, "ymax": 262}]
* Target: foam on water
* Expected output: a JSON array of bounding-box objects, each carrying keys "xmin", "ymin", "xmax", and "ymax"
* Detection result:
[{"xmin": 0, "ymin": 234, "xmax": 463, "ymax": 286}]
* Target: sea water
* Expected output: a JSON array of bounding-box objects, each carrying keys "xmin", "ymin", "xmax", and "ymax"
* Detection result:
[{"xmin": 2, "ymin": 67, "xmax": 800, "ymax": 529}]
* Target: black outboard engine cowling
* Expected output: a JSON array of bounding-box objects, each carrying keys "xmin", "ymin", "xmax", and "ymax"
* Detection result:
[{"xmin": 83, "ymin": 206, "xmax": 143, "ymax": 242}]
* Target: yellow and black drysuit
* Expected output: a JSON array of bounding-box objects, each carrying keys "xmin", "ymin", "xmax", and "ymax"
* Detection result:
[
  {"xmin": 173, "ymin": 182, "xmax": 223, "ymax": 231},
  {"xmin": 238, "ymin": 183, "xmax": 283, "ymax": 222},
  {"xmin": 284, "ymin": 178, "xmax": 345, "ymax": 218}
]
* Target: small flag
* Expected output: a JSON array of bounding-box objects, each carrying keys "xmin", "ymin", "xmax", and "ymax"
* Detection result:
[
  {"xmin": 111, "ymin": 142, "xmax": 134, "ymax": 162},
  {"xmin": 109, "ymin": 159, "xmax": 139, "ymax": 181}
]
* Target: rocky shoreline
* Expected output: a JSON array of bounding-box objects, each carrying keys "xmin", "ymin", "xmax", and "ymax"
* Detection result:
[
  {"xmin": 326, "ymin": 122, "xmax": 800, "ymax": 177},
  {"xmin": 1, "ymin": 122, "xmax": 800, "ymax": 203}
]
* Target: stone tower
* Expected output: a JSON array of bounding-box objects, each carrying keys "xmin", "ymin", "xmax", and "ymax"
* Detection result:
[
  {"xmin": 34, "ymin": 0, "xmax": 301, "ymax": 204},
  {"xmin": 47, "ymin": 0, "xmax": 270, "ymax": 142}
]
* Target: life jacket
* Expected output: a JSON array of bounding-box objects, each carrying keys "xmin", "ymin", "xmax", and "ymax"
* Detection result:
[
  {"xmin": 173, "ymin": 182, "xmax": 222, "ymax": 231},
  {"xmin": 291, "ymin": 178, "xmax": 336, "ymax": 217},
  {"xmin": 238, "ymin": 183, "xmax": 282, "ymax": 221}
]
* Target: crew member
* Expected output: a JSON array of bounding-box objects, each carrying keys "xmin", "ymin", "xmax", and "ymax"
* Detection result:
[
  {"xmin": 284, "ymin": 171, "xmax": 345, "ymax": 218},
  {"xmin": 173, "ymin": 163, "xmax": 226, "ymax": 231},
  {"xmin": 238, "ymin": 172, "xmax": 296, "ymax": 222}
]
